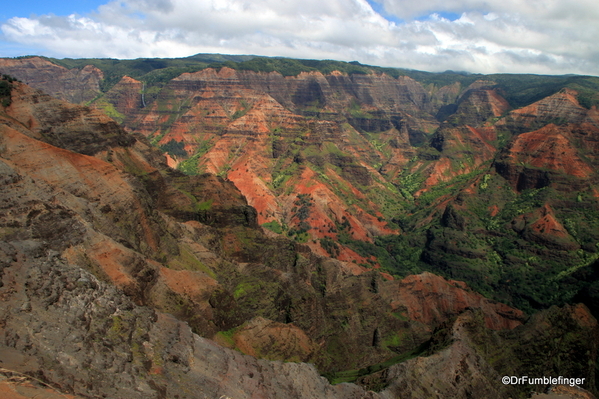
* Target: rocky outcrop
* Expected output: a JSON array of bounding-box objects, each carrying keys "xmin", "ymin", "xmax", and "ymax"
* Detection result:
[
  {"xmin": 0, "ymin": 244, "xmax": 157, "ymax": 398},
  {"xmin": 510, "ymin": 204, "xmax": 580, "ymax": 251},
  {"xmin": 2, "ymin": 81, "xmax": 135, "ymax": 156},
  {"xmin": 493, "ymin": 88, "xmax": 599, "ymax": 192},
  {"xmin": 415, "ymin": 124, "xmax": 497, "ymax": 192},
  {"xmin": 498, "ymin": 88, "xmax": 589, "ymax": 133},
  {"xmin": 495, "ymin": 123, "xmax": 599, "ymax": 191},
  {"xmin": 215, "ymin": 316, "xmax": 319, "ymax": 363},
  {"xmin": 382, "ymin": 272, "xmax": 524, "ymax": 330},
  {"xmin": 0, "ymin": 241, "xmax": 379, "ymax": 399},
  {"xmin": 379, "ymin": 310, "xmax": 518, "ymax": 399},
  {"xmin": 0, "ymin": 57, "xmax": 102, "ymax": 104},
  {"xmin": 379, "ymin": 305, "xmax": 598, "ymax": 399},
  {"xmin": 448, "ymin": 80, "xmax": 510, "ymax": 127},
  {"xmin": 405, "ymin": 81, "xmax": 509, "ymax": 194},
  {"xmin": 232, "ymin": 69, "xmax": 436, "ymax": 122},
  {"xmin": 91, "ymin": 75, "xmax": 143, "ymax": 124}
]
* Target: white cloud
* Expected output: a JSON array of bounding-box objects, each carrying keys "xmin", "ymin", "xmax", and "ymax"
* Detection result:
[
  {"xmin": 1, "ymin": 0, "xmax": 598, "ymax": 75},
  {"xmin": 375, "ymin": 0, "xmax": 599, "ymax": 22}
]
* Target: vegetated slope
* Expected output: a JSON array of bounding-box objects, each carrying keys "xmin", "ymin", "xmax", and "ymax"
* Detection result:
[
  {"xmin": 1, "ymin": 60, "xmax": 599, "ymax": 397},
  {"xmin": 2, "ymin": 76, "xmax": 582, "ymax": 399},
  {"xmin": 6, "ymin": 55, "xmax": 595, "ymax": 316},
  {"xmin": 3, "ymin": 56, "xmax": 599, "ymax": 313},
  {"xmin": 390, "ymin": 85, "xmax": 599, "ymax": 313}
]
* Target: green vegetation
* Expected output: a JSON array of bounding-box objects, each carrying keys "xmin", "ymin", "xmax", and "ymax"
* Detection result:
[
  {"xmin": 320, "ymin": 237, "xmax": 340, "ymax": 257},
  {"xmin": 196, "ymin": 199, "xmax": 213, "ymax": 211},
  {"xmin": 348, "ymin": 100, "xmax": 373, "ymax": 119},
  {"xmin": 373, "ymin": 170, "xmax": 599, "ymax": 314},
  {"xmin": 177, "ymin": 138, "xmax": 214, "ymax": 175},
  {"xmin": 324, "ymin": 341, "xmax": 430, "ymax": 385},
  {"xmin": 167, "ymin": 244, "xmax": 215, "ymax": 278},
  {"xmin": 92, "ymin": 98, "xmax": 126, "ymax": 123},
  {"xmin": 287, "ymin": 193, "xmax": 314, "ymax": 239},
  {"xmin": 215, "ymin": 326, "xmax": 238, "ymax": 348},
  {"xmin": 416, "ymin": 170, "xmax": 480, "ymax": 207},
  {"xmin": 490, "ymin": 74, "xmax": 599, "ymax": 109},
  {"xmin": 212, "ymin": 57, "xmax": 372, "ymax": 77},
  {"xmin": 225, "ymin": 264, "xmax": 287, "ymax": 317},
  {"xmin": 160, "ymin": 139, "xmax": 188, "ymax": 158},
  {"xmin": 231, "ymin": 100, "xmax": 251, "ymax": 119},
  {"xmin": 262, "ymin": 220, "xmax": 283, "ymax": 234},
  {"xmin": 0, "ymin": 74, "xmax": 16, "ymax": 107}
]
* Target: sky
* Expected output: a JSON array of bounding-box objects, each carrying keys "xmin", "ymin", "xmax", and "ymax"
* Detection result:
[{"xmin": 1, "ymin": 0, "xmax": 598, "ymax": 76}]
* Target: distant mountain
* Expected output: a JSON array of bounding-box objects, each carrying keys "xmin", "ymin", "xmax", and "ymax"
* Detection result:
[{"xmin": 1, "ymin": 56, "xmax": 598, "ymax": 398}]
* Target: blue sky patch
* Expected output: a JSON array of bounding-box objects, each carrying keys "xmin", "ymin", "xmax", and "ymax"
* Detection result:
[
  {"xmin": 422, "ymin": 11, "xmax": 461, "ymax": 21},
  {"xmin": 0, "ymin": 0, "xmax": 106, "ymax": 21},
  {"xmin": 364, "ymin": 0, "xmax": 404, "ymax": 24}
]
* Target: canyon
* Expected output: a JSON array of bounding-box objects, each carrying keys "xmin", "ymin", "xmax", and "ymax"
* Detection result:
[{"xmin": 0, "ymin": 55, "xmax": 598, "ymax": 398}]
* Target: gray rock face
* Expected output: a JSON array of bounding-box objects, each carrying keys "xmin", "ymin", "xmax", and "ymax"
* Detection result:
[{"xmin": 0, "ymin": 242, "xmax": 157, "ymax": 398}]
